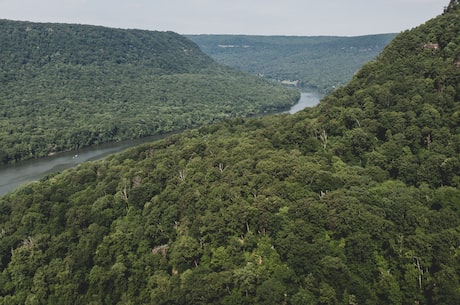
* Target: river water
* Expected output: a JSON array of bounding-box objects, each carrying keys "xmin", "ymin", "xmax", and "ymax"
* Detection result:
[
  {"xmin": 284, "ymin": 91, "xmax": 322, "ymax": 114},
  {"xmin": 0, "ymin": 92, "xmax": 321, "ymax": 196}
]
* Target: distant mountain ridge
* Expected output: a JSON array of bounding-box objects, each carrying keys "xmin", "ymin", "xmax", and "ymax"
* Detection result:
[
  {"xmin": 187, "ymin": 33, "xmax": 396, "ymax": 93},
  {"xmin": 1, "ymin": 3, "xmax": 460, "ymax": 304},
  {"xmin": 1, "ymin": 19, "xmax": 212, "ymax": 72},
  {"xmin": 0, "ymin": 19, "xmax": 298, "ymax": 164}
]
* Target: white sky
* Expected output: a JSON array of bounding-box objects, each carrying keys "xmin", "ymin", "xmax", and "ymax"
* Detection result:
[{"xmin": 0, "ymin": 0, "xmax": 450, "ymax": 36}]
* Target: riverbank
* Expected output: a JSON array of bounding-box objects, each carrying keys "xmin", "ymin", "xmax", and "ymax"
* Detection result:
[{"xmin": 0, "ymin": 92, "xmax": 321, "ymax": 196}]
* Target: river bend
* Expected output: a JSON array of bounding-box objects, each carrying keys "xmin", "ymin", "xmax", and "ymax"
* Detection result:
[{"xmin": 0, "ymin": 92, "xmax": 321, "ymax": 196}]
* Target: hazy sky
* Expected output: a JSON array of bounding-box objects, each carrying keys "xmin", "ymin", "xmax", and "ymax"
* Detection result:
[{"xmin": 0, "ymin": 0, "xmax": 450, "ymax": 36}]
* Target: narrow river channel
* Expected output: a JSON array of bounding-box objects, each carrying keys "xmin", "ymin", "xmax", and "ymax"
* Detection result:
[{"xmin": 0, "ymin": 92, "xmax": 321, "ymax": 196}]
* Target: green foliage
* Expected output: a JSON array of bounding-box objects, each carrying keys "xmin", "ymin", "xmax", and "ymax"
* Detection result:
[
  {"xmin": 1, "ymin": 4, "xmax": 460, "ymax": 305},
  {"xmin": 187, "ymin": 34, "xmax": 396, "ymax": 93},
  {"xmin": 0, "ymin": 19, "xmax": 299, "ymax": 164}
]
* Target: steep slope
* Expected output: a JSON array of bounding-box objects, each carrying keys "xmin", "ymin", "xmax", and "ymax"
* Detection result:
[
  {"xmin": 0, "ymin": 20, "xmax": 298, "ymax": 164},
  {"xmin": 187, "ymin": 33, "xmax": 396, "ymax": 93},
  {"xmin": 1, "ymin": 3, "xmax": 460, "ymax": 305},
  {"xmin": 314, "ymin": 3, "xmax": 460, "ymax": 187},
  {"xmin": 0, "ymin": 20, "xmax": 212, "ymax": 73}
]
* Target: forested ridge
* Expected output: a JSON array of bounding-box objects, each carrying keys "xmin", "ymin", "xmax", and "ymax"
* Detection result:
[
  {"xmin": 187, "ymin": 33, "xmax": 396, "ymax": 93},
  {"xmin": 1, "ymin": 2, "xmax": 460, "ymax": 305},
  {"xmin": 0, "ymin": 19, "xmax": 299, "ymax": 165}
]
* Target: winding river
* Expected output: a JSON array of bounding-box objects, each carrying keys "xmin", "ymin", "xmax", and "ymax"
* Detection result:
[{"xmin": 0, "ymin": 92, "xmax": 321, "ymax": 196}]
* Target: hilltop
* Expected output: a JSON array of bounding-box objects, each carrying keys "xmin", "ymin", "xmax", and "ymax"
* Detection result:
[
  {"xmin": 187, "ymin": 33, "xmax": 396, "ymax": 93},
  {"xmin": 1, "ymin": 2, "xmax": 460, "ymax": 304},
  {"xmin": 0, "ymin": 20, "xmax": 298, "ymax": 164}
]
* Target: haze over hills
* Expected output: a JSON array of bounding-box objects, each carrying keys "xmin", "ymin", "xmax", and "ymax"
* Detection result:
[
  {"xmin": 0, "ymin": 19, "xmax": 298, "ymax": 165},
  {"xmin": 187, "ymin": 34, "xmax": 396, "ymax": 93},
  {"xmin": 1, "ymin": 1, "xmax": 460, "ymax": 304}
]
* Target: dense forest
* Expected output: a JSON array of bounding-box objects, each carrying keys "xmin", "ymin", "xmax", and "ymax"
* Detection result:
[
  {"xmin": 187, "ymin": 33, "xmax": 396, "ymax": 93},
  {"xmin": 0, "ymin": 19, "xmax": 299, "ymax": 165},
  {"xmin": 1, "ymin": 1, "xmax": 460, "ymax": 304}
]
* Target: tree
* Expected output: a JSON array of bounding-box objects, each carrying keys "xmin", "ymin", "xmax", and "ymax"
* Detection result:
[{"xmin": 169, "ymin": 235, "xmax": 203, "ymax": 272}]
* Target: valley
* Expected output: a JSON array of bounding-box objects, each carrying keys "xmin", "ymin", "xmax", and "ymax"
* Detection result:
[
  {"xmin": 0, "ymin": 92, "xmax": 321, "ymax": 196},
  {"xmin": 1, "ymin": 2, "xmax": 460, "ymax": 304},
  {"xmin": 0, "ymin": 19, "xmax": 299, "ymax": 165},
  {"xmin": 188, "ymin": 33, "xmax": 396, "ymax": 93}
]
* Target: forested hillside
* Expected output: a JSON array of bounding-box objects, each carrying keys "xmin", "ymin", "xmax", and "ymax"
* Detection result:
[
  {"xmin": 187, "ymin": 33, "xmax": 396, "ymax": 93},
  {"xmin": 0, "ymin": 20, "xmax": 298, "ymax": 164},
  {"xmin": 1, "ymin": 2, "xmax": 460, "ymax": 305}
]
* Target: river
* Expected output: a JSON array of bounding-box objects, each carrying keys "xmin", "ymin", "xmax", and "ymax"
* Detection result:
[
  {"xmin": 0, "ymin": 92, "xmax": 321, "ymax": 196},
  {"xmin": 284, "ymin": 91, "xmax": 322, "ymax": 114}
]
